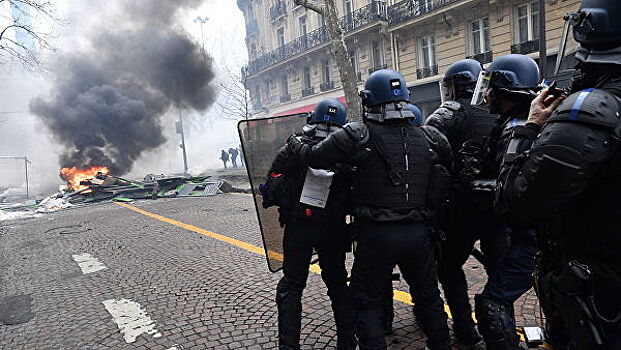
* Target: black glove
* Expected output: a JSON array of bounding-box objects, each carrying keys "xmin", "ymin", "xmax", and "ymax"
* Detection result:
[{"xmin": 286, "ymin": 134, "xmax": 305, "ymax": 156}]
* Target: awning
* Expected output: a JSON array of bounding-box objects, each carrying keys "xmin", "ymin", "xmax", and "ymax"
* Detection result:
[{"xmin": 274, "ymin": 96, "xmax": 348, "ymax": 117}]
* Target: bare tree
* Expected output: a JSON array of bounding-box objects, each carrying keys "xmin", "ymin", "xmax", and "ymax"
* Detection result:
[
  {"xmin": 216, "ymin": 65, "xmax": 251, "ymax": 121},
  {"xmin": 0, "ymin": 0, "xmax": 57, "ymax": 71},
  {"xmin": 292, "ymin": 0, "xmax": 361, "ymax": 122}
]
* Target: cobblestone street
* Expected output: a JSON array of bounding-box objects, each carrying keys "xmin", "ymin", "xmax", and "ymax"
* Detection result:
[{"xmin": 0, "ymin": 193, "xmax": 541, "ymax": 349}]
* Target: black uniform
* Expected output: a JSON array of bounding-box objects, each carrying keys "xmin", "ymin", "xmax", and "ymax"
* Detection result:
[
  {"xmin": 425, "ymin": 97, "xmax": 508, "ymax": 339},
  {"xmin": 496, "ymin": 78, "xmax": 621, "ymax": 349},
  {"xmin": 290, "ymin": 120, "xmax": 452, "ymax": 350},
  {"xmin": 270, "ymin": 125, "xmax": 355, "ymax": 350}
]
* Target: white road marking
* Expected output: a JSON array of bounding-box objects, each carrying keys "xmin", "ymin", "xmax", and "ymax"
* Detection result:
[
  {"xmin": 102, "ymin": 298, "xmax": 162, "ymax": 343},
  {"xmin": 166, "ymin": 347, "xmax": 179, "ymax": 350},
  {"xmin": 72, "ymin": 253, "xmax": 107, "ymax": 274}
]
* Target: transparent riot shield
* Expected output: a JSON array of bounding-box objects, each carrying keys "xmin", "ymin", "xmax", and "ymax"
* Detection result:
[{"xmin": 238, "ymin": 113, "xmax": 309, "ymax": 272}]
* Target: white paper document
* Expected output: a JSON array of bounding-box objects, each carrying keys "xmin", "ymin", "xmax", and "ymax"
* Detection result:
[{"xmin": 299, "ymin": 168, "xmax": 334, "ymax": 208}]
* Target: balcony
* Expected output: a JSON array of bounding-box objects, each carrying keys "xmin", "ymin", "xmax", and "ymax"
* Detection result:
[
  {"xmin": 245, "ymin": 2, "xmax": 387, "ymax": 76},
  {"xmin": 511, "ymin": 39, "xmax": 539, "ymax": 55},
  {"xmin": 301, "ymin": 87, "xmax": 315, "ymax": 97},
  {"xmin": 270, "ymin": 0, "xmax": 287, "ymax": 21},
  {"xmin": 340, "ymin": 1, "xmax": 387, "ymax": 32},
  {"xmin": 320, "ymin": 81, "xmax": 335, "ymax": 91},
  {"xmin": 388, "ymin": 0, "xmax": 460, "ymax": 27},
  {"xmin": 467, "ymin": 51, "xmax": 493, "ymax": 64},
  {"xmin": 368, "ymin": 63, "xmax": 388, "ymax": 74},
  {"xmin": 280, "ymin": 94, "xmax": 291, "ymax": 103},
  {"xmin": 245, "ymin": 18, "xmax": 258, "ymax": 36},
  {"xmin": 416, "ymin": 65, "xmax": 438, "ymax": 79}
]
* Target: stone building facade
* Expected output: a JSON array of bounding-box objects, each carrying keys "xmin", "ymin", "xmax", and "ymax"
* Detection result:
[{"xmin": 237, "ymin": 0, "xmax": 581, "ymax": 118}]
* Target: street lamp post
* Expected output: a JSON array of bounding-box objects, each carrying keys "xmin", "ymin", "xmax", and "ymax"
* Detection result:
[{"xmin": 194, "ymin": 16, "xmax": 209, "ymax": 58}]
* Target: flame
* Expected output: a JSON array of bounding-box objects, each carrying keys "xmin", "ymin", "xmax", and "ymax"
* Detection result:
[{"xmin": 60, "ymin": 166, "xmax": 110, "ymax": 192}]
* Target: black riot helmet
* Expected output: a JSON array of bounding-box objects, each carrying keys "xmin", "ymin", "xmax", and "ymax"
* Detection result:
[{"xmin": 556, "ymin": 0, "xmax": 621, "ymax": 70}]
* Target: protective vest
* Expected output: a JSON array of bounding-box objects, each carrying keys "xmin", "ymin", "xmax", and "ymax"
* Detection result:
[
  {"xmin": 350, "ymin": 121, "xmax": 433, "ymax": 209},
  {"xmin": 550, "ymin": 88, "xmax": 621, "ymax": 261}
]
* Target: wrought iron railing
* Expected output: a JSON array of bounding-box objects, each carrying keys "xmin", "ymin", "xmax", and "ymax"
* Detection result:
[
  {"xmin": 341, "ymin": 1, "xmax": 387, "ymax": 32},
  {"xmin": 467, "ymin": 51, "xmax": 493, "ymax": 64},
  {"xmin": 511, "ymin": 39, "xmax": 539, "ymax": 55},
  {"xmin": 245, "ymin": 18, "xmax": 258, "ymax": 36},
  {"xmin": 301, "ymin": 87, "xmax": 315, "ymax": 97},
  {"xmin": 280, "ymin": 94, "xmax": 291, "ymax": 103},
  {"xmin": 388, "ymin": 0, "xmax": 460, "ymax": 26},
  {"xmin": 245, "ymin": 1, "xmax": 387, "ymax": 76},
  {"xmin": 270, "ymin": 0, "xmax": 287, "ymax": 21},
  {"xmin": 368, "ymin": 63, "xmax": 388, "ymax": 74},
  {"xmin": 416, "ymin": 65, "xmax": 438, "ymax": 79},
  {"xmin": 320, "ymin": 81, "xmax": 335, "ymax": 91}
]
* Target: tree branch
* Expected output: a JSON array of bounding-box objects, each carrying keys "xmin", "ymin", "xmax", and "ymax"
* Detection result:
[{"xmin": 293, "ymin": 0, "xmax": 325, "ymax": 14}]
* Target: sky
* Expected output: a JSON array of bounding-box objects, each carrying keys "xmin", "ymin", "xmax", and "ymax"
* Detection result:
[{"xmin": 0, "ymin": 0, "xmax": 248, "ymax": 196}]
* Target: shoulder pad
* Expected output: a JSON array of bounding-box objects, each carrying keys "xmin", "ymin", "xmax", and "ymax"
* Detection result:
[
  {"xmin": 425, "ymin": 107, "xmax": 454, "ymax": 132},
  {"xmin": 343, "ymin": 122, "xmax": 368, "ymax": 140},
  {"xmin": 422, "ymin": 125, "xmax": 449, "ymax": 148},
  {"xmin": 441, "ymin": 100, "xmax": 462, "ymax": 111},
  {"xmin": 549, "ymin": 89, "xmax": 621, "ymax": 128}
]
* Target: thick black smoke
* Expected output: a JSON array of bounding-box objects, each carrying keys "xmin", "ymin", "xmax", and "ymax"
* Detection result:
[{"xmin": 30, "ymin": 0, "xmax": 216, "ymax": 175}]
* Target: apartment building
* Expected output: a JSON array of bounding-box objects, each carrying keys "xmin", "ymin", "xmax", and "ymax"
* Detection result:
[{"xmin": 237, "ymin": 0, "xmax": 581, "ymax": 118}]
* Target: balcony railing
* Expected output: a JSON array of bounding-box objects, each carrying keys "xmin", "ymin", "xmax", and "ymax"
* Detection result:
[
  {"xmin": 388, "ymin": 0, "xmax": 460, "ymax": 26},
  {"xmin": 270, "ymin": 0, "xmax": 287, "ymax": 21},
  {"xmin": 245, "ymin": 18, "xmax": 258, "ymax": 36},
  {"xmin": 245, "ymin": 1, "xmax": 387, "ymax": 76},
  {"xmin": 280, "ymin": 94, "xmax": 291, "ymax": 103},
  {"xmin": 320, "ymin": 81, "xmax": 335, "ymax": 91},
  {"xmin": 511, "ymin": 39, "xmax": 539, "ymax": 55},
  {"xmin": 467, "ymin": 51, "xmax": 493, "ymax": 64},
  {"xmin": 301, "ymin": 87, "xmax": 315, "ymax": 97},
  {"xmin": 368, "ymin": 63, "xmax": 388, "ymax": 74},
  {"xmin": 340, "ymin": 1, "xmax": 387, "ymax": 32},
  {"xmin": 416, "ymin": 65, "xmax": 438, "ymax": 79}
]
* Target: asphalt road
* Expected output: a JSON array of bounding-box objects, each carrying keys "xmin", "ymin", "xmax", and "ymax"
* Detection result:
[{"xmin": 0, "ymin": 193, "xmax": 541, "ymax": 349}]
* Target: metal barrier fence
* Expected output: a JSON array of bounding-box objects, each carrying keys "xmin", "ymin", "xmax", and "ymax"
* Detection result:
[{"xmin": 0, "ymin": 156, "xmax": 31, "ymax": 200}]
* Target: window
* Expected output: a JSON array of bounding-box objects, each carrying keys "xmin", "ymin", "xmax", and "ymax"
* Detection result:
[
  {"xmin": 372, "ymin": 41, "xmax": 383, "ymax": 68},
  {"xmin": 299, "ymin": 15, "xmax": 307, "ymax": 37},
  {"xmin": 515, "ymin": 1, "xmax": 539, "ymax": 43},
  {"xmin": 421, "ymin": 0, "xmax": 433, "ymax": 13},
  {"xmin": 266, "ymin": 80, "xmax": 272, "ymax": 101},
  {"xmin": 276, "ymin": 28, "xmax": 285, "ymax": 48},
  {"xmin": 470, "ymin": 17, "xmax": 490, "ymax": 55},
  {"xmin": 303, "ymin": 66, "xmax": 311, "ymax": 90},
  {"xmin": 349, "ymin": 49, "xmax": 358, "ymax": 74},
  {"xmin": 322, "ymin": 59, "xmax": 331, "ymax": 83},
  {"xmin": 281, "ymin": 75, "xmax": 289, "ymax": 95},
  {"xmin": 344, "ymin": 0, "xmax": 353, "ymax": 18},
  {"xmin": 254, "ymin": 86, "xmax": 261, "ymax": 107},
  {"xmin": 419, "ymin": 35, "xmax": 436, "ymax": 68}
]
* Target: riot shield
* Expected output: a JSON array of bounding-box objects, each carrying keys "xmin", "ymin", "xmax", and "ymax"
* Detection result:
[{"xmin": 238, "ymin": 113, "xmax": 309, "ymax": 272}]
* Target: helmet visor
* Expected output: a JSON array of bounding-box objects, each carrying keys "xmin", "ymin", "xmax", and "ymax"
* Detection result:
[
  {"xmin": 471, "ymin": 71, "xmax": 492, "ymax": 106},
  {"xmin": 439, "ymin": 78, "xmax": 455, "ymax": 104}
]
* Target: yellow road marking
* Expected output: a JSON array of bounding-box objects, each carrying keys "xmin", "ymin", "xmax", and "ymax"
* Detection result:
[{"xmin": 116, "ymin": 202, "xmax": 456, "ymax": 317}]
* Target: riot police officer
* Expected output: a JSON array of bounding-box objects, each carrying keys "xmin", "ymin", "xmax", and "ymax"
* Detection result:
[
  {"xmin": 470, "ymin": 54, "xmax": 541, "ymax": 350},
  {"xmin": 287, "ymin": 69, "xmax": 452, "ymax": 350},
  {"xmin": 269, "ymin": 98, "xmax": 356, "ymax": 350},
  {"xmin": 425, "ymin": 59, "xmax": 505, "ymax": 346},
  {"xmin": 496, "ymin": 1, "xmax": 621, "ymax": 348}
]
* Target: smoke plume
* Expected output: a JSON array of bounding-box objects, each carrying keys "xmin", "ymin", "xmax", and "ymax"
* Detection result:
[{"xmin": 30, "ymin": 0, "xmax": 216, "ymax": 175}]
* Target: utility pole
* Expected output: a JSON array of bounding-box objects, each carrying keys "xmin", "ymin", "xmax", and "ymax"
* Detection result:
[
  {"xmin": 177, "ymin": 107, "xmax": 189, "ymax": 174},
  {"xmin": 24, "ymin": 157, "xmax": 30, "ymax": 198},
  {"xmin": 538, "ymin": 0, "xmax": 547, "ymax": 80}
]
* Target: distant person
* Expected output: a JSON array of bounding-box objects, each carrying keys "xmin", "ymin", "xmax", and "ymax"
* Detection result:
[
  {"xmin": 238, "ymin": 146, "xmax": 245, "ymax": 167},
  {"xmin": 229, "ymin": 147, "xmax": 239, "ymax": 168},
  {"xmin": 220, "ymin": 150, "xmax": 229, "ymax": 169}
]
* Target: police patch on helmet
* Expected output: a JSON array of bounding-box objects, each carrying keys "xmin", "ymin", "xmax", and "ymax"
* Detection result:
[
  {"xmin": 390, "ymin": 79, "xmax": 402, "ymax": 96},
  {"xmin": 327, "ymin": 106, "xmax": 337, "ymax": 115}
]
